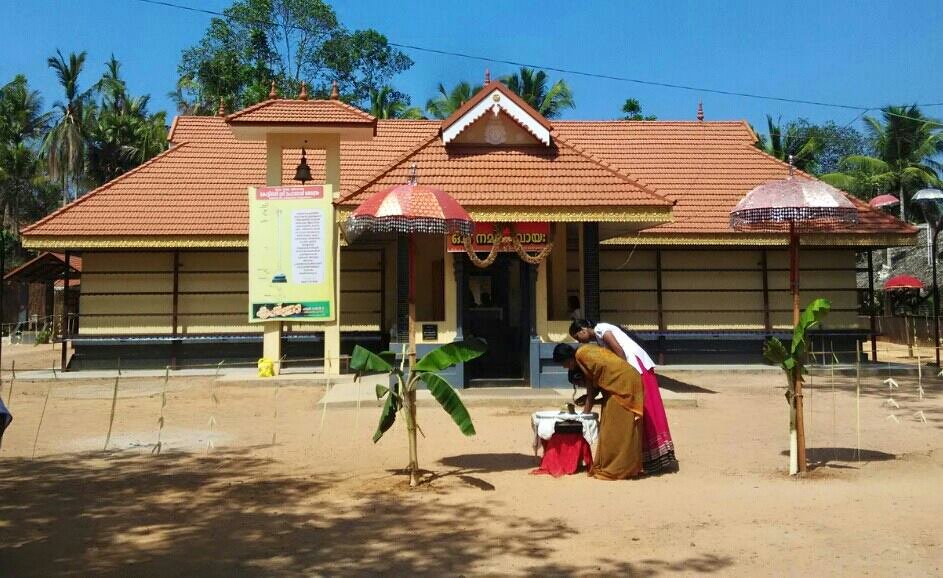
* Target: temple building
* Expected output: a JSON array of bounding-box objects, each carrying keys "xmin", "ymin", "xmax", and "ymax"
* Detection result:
[{"xmin": 20, "ymin": 79, "xmax": 915, "ymax": 385}]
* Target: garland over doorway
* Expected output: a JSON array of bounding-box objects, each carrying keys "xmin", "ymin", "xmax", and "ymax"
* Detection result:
[{"xmin": 462, "ymin": 223, "xmax": 554, "ymax": 268}]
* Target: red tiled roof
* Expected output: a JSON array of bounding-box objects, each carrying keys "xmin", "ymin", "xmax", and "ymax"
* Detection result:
[
  {"xmin": 337, "ymin": 134, "xmax": 671, "ymax": 209},
  {"xmin": 24, "ymin": 117, "xmax": 438, "ymax": 236},
  {"xmin": 4, "ymin": 251, "xmax": 81, "ymax": 282},
  {"xmin": 552, "ymin": 121, "xmax": 915, "ymax": 237},
  {"xmin": 225, "ymin": 98, "xmax": 376, "ymax": 126},
  {"xmin": 22, "ymin": 116, "xmax": 914, "ymax": 240}
]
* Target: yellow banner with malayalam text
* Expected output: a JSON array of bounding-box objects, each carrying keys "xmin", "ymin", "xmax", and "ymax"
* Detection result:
[{"xmin": 248, "ymin": 185, "xmax": 335, "ymax": 322}]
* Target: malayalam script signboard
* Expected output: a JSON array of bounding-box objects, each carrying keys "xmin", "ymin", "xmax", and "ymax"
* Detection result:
[
  {"xmin": 446, "ymin": 222, "xmax": 551, "ymax": 253},
  {"xmin": 248, "ymin": 185, "xmax": 335, "ymax": 322}
]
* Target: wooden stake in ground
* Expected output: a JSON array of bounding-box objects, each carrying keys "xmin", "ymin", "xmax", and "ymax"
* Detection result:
[{"xmin": 103, "ymin": 375, "xmax": 120, "ymax": 451}]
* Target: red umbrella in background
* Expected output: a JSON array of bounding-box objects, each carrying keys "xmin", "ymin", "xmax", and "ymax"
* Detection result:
[
  {"xmin": 869, "ymin": 194, "xmax": 900, "ymax": 210},
  {"xmin": 883, "ymin": 274, "xmax": 924, "ymax": 359},
  {"xmin": 883, "ymin": 274, "xmax": 924, "ymax": 290}
]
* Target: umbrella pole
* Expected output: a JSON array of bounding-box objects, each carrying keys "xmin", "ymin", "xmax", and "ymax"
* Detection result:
[
  {"xmin": 790, "ymin": 224, "xmax": 807, "ymax": 474},
  {"xmin": 406, "ymin": 235, "xmax": 419, "ymax": 487}
]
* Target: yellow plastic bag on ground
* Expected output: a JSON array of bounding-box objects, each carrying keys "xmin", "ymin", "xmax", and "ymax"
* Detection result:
[{"xmin": 257, "ymin": 357, "xmax": 274, "ymax": 377}]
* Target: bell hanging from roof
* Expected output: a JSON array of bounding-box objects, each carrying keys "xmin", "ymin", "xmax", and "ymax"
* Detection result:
[{"xmin": 294, "ymin": 148, "xmax": 312, "ymax": 184}]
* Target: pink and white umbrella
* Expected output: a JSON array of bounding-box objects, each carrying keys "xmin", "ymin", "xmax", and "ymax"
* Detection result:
[{"xmin": 869, "ymin": 194, "xmax": 900, "ymax": 209}]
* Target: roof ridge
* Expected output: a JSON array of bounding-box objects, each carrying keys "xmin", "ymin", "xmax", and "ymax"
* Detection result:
[
  {"xmin": 334, "ymin": 131, "xmax": 442, "ymax": 205},
  {"xmin": 552, "ymin": 133, "xmax": 672, "ymax": 206},
  {"xmin": 167, "ymin": 116, "xmax": 180, "ymax": 143},
  {"xmin": 21, "ymin": 143, "xmax": 189, "ymax": 236},
  {"xmin": 225, "ymin": 98, "xmax": 275, "ymax": 122},
  {"xmin": 329, "ymin": 99, "xmax": 377, "ymax": 122}
]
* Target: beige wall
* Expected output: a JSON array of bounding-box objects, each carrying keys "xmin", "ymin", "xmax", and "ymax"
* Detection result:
[
  {"xmin": 80, "ymin": 248, "xmax": 384, "ymax": 336},
  {"xmin": 599, "ymin": 248, "xmax": 860, "ymax": 331}
]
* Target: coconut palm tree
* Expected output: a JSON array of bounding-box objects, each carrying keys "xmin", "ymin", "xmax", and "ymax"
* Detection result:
[
  {"xmin": 500, "ymin": 67, "xmax": 574, "ymax": 119},
  {"xmin": 42, "ymin": 50, "xmax": 92, "ymax": 206},
  {"xmin": 369, "ymin": 86, "xmax": 423, "ymax": 119},
  {"xmin": 0, "ymin": 75, "xmax": 51, "ymax": 240},
  {"xmin": 820, "ymin": 105, "xmax": 942, "ymax": 221},
  {"xmin": 757, "ymin": 115, "xmax": 819, "ymax": 172},
  {"xmin": 425, "ymin": 81, "xmax": 482, "ymax": 120}
]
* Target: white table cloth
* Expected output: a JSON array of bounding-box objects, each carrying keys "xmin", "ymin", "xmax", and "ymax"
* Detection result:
[{"xmin": 531, "ymin": 411, "xmax": 599, "ymax": 454}]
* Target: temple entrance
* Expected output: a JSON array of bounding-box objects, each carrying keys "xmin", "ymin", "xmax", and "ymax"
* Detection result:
[{"xmin": 462, "ymin": 253, "xmax": 532, "ymax": 386}]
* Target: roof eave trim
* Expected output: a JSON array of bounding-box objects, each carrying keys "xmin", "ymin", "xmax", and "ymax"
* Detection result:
[{"xmin": 442, "ymin": 89, "xmax": 551, "ymax": 146}]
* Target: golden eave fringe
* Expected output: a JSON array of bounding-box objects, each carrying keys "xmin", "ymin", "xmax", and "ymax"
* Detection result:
[
  {"xmin": 336, "ymin": 206, "xmax": 674, "ymax": 224},
  {"xmin": 602, "ymin": 232, "xmax": 917, "ymax": 248},
  {"xmin": 22, "ymin": 236, "xmax": 249, "ymax": 249}
]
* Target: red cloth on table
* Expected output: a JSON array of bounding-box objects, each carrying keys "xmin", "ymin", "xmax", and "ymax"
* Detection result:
[{"xmin": 531, "ymin": 432, "xmax": 593, "ymax": 477}]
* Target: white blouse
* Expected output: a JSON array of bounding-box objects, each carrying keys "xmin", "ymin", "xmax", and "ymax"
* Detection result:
[{"xmin": 593, "ymin": 322, "xmax": 656, "ymax": 374}]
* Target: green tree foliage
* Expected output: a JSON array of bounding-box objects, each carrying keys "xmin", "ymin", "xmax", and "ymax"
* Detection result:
[
  {"xmin": 621, "ymin": 98, "xmax": 656, "ymax": 120},
  {"xmin": 820, "ymin": 105, "xmax": 942, "ymax": 220},
  {"xmin": 424, "ymin": 81, "xmax": 481, "ymax": 120},
  {"xmin": 177, "ymin": 0, "xmax": 412, "ymax": 112},
  {"xmin": 0, "ymin": 75, "xmax": 58, "ymax": 245},
  {"xmin": 42, "ymin": 50, "xmax": 91, "ymax": 206},
  {"xmin": 369, "ymin": 86, "xmax": 423, "ymax": 119},
  {"xmin": 756, "ymin": 117, "xmax": 873, "ymax": 176},
  {"xmin": 500, "ymin": 67, "xmax": 574, "ymax": 119},
  {"xmin": 84, "ymin": 56, "xmax": 168, "ymax": 186}
]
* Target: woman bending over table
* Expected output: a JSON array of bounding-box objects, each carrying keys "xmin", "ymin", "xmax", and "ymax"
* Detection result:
[
  {"xmin": 553, "ymin": 343, "xmax": 643, "ymax": 480},
  {"xmin": 570, "ymin": 319, "xmax": 677, "ymax": 474}
]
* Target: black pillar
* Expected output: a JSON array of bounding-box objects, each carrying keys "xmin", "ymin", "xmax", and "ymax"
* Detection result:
[
  {"xmin": 582, "ymin": 223, "xmax": 600, "ymax": 322},
  {"xmin": 867, "ymin": 250, "xmax": 877, "ymax": 363},
  {"xmin": 454, "ymin": 253, "xmax": 464, "ymax": 340},
  {"xmin": 396, "ymin": 237, "xmax": 409, "ymax": 342}
]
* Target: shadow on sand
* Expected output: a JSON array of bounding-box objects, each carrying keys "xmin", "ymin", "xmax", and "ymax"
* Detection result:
[
  {"xmin": 778, "ymin": 447, "xmax": 896, "ymax": 470},
  {"xmin": 0, "ymin": 449, "xmax": 734, "ymax": 576}
]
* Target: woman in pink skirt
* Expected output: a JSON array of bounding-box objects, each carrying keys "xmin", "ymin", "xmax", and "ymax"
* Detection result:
[{"xmin": 570, "ymin": 319, "xmax": 677, "ymax": 473}]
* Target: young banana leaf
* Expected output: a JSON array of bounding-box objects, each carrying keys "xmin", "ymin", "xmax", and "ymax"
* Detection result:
[
  {"xmin": 413, "ymin": 338, "xmax": 487, "ymax": 372},
  {"xmin": 419, "ymin": 372, "xmax": 476, "ymax": 436},
  {"xmin": 350, "ymin": 346, "xmax": 396, "ymax": 378}
]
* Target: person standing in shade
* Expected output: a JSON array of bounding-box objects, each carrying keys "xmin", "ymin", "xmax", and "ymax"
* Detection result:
[
  {"xmin": 553, "ymin": 343, "xmax": 644, "ymax": 480},
  {"xmin": 570, "ymin": 319, "xmax": 678, "ymax": 473}
]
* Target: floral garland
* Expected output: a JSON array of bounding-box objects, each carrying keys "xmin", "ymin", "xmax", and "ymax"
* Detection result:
[{"xmin": 462, "ymin": 223, "xmax": 554, "ymax": 268}]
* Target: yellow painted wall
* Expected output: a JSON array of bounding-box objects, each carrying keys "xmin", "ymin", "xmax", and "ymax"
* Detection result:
[
  {"xmin": 598, "ymin": 248, "xmax": 860, "ymax": 331},
  {"xmin": 79, "ymin": 248, "xmax": 384, "ymax": 335}
]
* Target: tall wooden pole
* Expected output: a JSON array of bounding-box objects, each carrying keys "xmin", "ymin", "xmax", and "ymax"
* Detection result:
[
  {"xmin": 61, "ymin": 251, "xmax": 71, "ymax": 372},
  {"xmin": 790, "ymin": 224, "xmax": 807, "ymax": 474},
  {"xmin": 406, "ymin": 235, "xmax": 419, "ymax": 487},
  {"xmin": 867, "ymin": 251, "xmax": 878, "ymax": 363},
  {"xmin": 933, "ymin": 228, "xmax": 940, "ymax": 367}
]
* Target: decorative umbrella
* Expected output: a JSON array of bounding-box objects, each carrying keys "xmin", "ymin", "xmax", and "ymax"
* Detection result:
[
  {"xmin": 883, "ymin": 274, "xmax": 923, "ymax": 360},
  {"xmin": 883, "ymin": 274, "xmax": 923, "ymax": 290},
  {"xmin": 730, "ymin": 172, "xmax": 859, "ymax": 475},
  {"xmin": 869, "ymin": 194, "xmax": 900, "ymax": 209},
  {"xmin": 346, "ymin": 167, "xmax": 473, "ymax": 484}
]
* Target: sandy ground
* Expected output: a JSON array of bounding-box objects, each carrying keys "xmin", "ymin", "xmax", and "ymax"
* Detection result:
[
  {"xmin": 1, "ymin": 343, "xmax": 62, "ymax": 371},
  {"xmin": 0, "ymin": 367, "xmax": 940, "ymax": 577}
]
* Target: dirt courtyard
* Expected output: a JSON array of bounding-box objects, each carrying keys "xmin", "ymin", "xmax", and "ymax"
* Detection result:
[{"xmin": 0, "ymin": 367, "xmax": 940, "ymax": 576}]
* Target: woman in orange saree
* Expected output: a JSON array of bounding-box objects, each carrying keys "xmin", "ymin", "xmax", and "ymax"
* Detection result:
[{"xmin": 553, "ymin": 343, "xmax": 644, "ymax": 480}]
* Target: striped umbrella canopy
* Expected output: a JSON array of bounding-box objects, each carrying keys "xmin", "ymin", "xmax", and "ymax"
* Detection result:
[
  {"xmin": 869, "ymin": 194, "xmax": 900, "ymax": 209},
  {"xmin": 883, "ymin": 274, "xmax": 924, "ymax": 291},
  {"xmin": 347, "ymin": 183, "xmax": 473, "ymax": 237}
]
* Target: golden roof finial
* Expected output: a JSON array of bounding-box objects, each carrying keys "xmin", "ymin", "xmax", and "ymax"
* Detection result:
[
  {"xmin": 330, "ymin": 80, "xmax": 339, "ymax": 100},
  {"xmin": 269, "ymin": 80, "xmax": 278, "ymax": 99},
  {"xmin": 298, "ymin": 81, "xmax": 308, "ymax": 101},
  {"xmin": 217, "ymin": 97, "xmax": 226, "ymax": 117}
]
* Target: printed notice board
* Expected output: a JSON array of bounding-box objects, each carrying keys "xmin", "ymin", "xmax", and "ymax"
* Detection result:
[{"xmin": 248, "ymin": 185, "xmax": 335, "ymax": 322}]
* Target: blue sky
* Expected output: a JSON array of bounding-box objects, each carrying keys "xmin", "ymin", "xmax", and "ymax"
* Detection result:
[{"xmin": 1, "ymin": 0, "xmax": 941, "ymax": 133}]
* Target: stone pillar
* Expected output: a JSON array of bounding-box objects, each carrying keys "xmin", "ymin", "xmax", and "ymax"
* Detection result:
[
  {"xmin": 262, "ymin": 140, "xmax": 283, "ymax": 371},
  {"xmin": 322, "ymin": 137, "xmax": 342, "ymax": 375}
]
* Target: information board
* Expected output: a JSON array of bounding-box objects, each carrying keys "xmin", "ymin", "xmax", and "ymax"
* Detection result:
[{"xmin": 248, "ymin": 185, "xmax": 335, "ymax": 322}]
